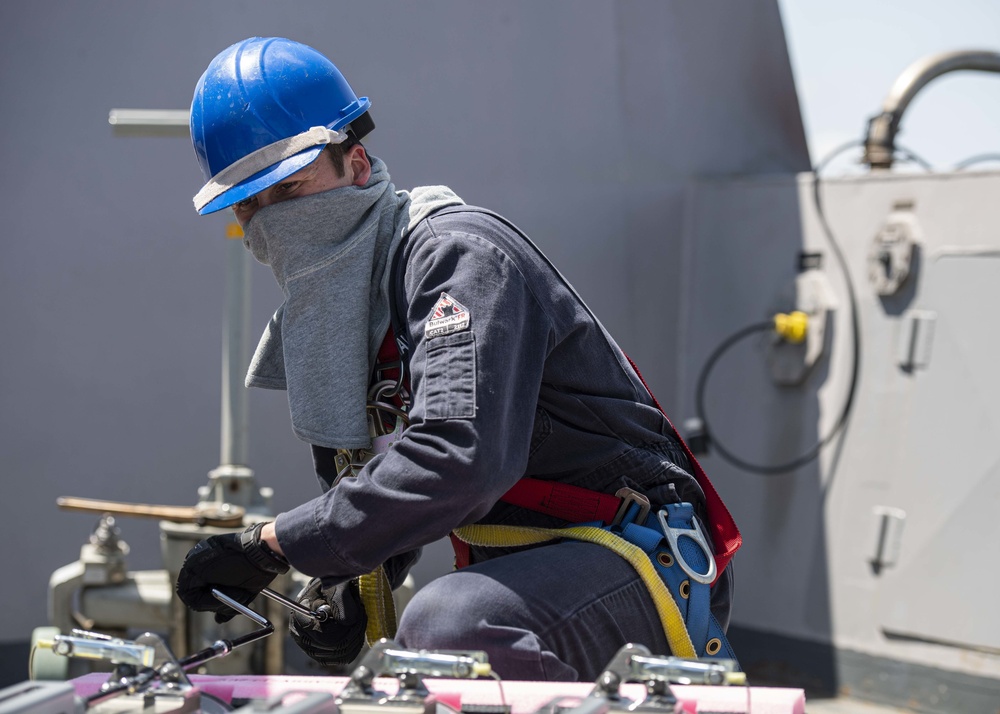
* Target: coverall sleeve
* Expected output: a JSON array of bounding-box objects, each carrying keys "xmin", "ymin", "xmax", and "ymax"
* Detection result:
[{"xmin": 274, "ymin": 227, "xmax": 553, "ymax": 579}]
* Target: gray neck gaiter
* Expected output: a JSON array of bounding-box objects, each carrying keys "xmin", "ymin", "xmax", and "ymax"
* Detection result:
[{"xmin": 243, "ymin": 156, "xmax": 464, "ymax": 449}]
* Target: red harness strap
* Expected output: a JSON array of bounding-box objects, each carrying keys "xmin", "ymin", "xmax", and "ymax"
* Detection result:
[
  {"xmin": 376, "ymin": 331, "xmax": 404, "ymax": 392},
  {"xmin": 449, "ymin": 534, "xmax": 472, "ymax": 569},
  {"xmin": 448, "ymin": 478, "xmax": 624, "ymax": 568},
  {"xmin": 376, "ymin": 330, "xmax": 400, "ymax": 365},
  {"xmin": 499, "ymin": 478, "xmax": 622, "ymax": 523},
  {"xmin": 622, "ymin": 353, "xmax": 742, "ymax": 577}
]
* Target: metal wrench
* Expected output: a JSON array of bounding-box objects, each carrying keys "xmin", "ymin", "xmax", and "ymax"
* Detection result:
[{"xmin": 260, "ymin": 587, "xmax": 331, "ymax": 622}]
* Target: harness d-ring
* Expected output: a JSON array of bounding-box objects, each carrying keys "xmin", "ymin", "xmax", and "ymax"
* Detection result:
[{"xmin": 657, "ymin": 507, "xmax": 717, "ymax": 585}]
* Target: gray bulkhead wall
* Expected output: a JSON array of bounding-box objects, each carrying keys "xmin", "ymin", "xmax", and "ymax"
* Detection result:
[
  {"xmin": 0, "ymin": 0, "xmax": 808, "ymax": 662},
  {"xmin": 680, "ymin": 170, "xmax": 1000, "ymax": 707}
]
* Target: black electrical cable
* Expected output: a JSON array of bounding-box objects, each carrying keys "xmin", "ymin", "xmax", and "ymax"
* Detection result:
[
  {"xmin": 694, "ymin": 320, "xmax": 777, "ymax": 473},
  {"xmin": 893, "ymin": 143, "xmax": 934, "ymax": 172},
  {"xmin": 694, "ymin": 139, "xmax": 869, "ymax": 475},
  {"xmin": 954, "ymin": 152, "xmax": 1000, "ymax": 171}
]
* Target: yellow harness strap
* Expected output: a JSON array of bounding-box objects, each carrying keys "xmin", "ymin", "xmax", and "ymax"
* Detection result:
[
  {"xmin": 451, "ymin": 523, "xmax": 696, "ymax": 659},
  {"xmin": 357, "ymin": 565, "xmax": 397, "ymax": 645},
  {"xmin": 339, "ymin": 447, "xmax": 399, "ymax": 646}
]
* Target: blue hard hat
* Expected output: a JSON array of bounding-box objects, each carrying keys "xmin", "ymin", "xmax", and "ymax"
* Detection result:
[{"xmin": 190, "ymin": 37, "xmax": 372, "ymax": 215}]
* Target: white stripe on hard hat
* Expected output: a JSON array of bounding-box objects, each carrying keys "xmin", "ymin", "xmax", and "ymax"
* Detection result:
[{"xmin": 193, "ymin": 126, "xmax": 350, "ymax": 211}]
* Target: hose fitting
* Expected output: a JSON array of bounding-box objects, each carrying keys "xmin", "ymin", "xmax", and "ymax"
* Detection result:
[{"xmin": 774, "ymin": 311, "xmax": 808, "ymax": 344}]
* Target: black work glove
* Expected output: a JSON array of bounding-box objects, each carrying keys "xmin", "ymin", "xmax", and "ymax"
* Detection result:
[
  {"xmin": 288, "ymin": 577, "xmax": 367, "ymax": 667},
  {"xmin": 176, "ymin": 522, "xmax": 290, "ymax": 623}
]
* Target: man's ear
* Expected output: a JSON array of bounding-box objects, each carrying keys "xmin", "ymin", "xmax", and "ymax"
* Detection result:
[{"xmin": 347, "ymin": 144, "xmax": 371, "ymax": 186}]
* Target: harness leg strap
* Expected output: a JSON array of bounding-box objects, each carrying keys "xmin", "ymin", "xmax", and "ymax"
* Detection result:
[{"xmin": 452, "ymin": 503, "xmax": 740, "ymax": 664}]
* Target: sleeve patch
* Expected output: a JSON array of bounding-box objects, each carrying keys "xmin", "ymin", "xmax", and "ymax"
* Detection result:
[{"xmin": 425, "ymin": 292, "xmax": 471, "ymax": 340}]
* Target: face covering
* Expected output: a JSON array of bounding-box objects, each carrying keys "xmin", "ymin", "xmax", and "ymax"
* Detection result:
[{"xmin": 243, "ymin": 156, "xmax": 464, "ymax": 449}]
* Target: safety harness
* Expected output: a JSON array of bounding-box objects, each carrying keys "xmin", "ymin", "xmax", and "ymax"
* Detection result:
[
  {"xmin": 342, "ymin": 207, "xmax": 742, "ymax": 659},
  {"xmin": 448, "ymin": 355, "xmax": 741, "ymax": 660}
]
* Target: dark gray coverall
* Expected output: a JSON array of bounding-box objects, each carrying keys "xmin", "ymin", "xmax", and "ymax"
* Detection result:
[{"xmin": 276, "ymin": 206, "xmax": 733, "ymax": 681}]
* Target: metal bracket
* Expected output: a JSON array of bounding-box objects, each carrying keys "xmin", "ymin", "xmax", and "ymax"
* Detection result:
[
  {"xmin": 611, "ymin": 488, "xmax": 651, "ymax": 527},
  {"xmin": 338, "ymin": 639, "xmax": 491, "ymax": 706},
  {"xmin": 869, "ymin": 203, "xmax": 921, "ymax": 296}
]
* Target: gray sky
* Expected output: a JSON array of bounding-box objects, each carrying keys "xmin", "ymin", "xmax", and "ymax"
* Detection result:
[{"xmin": 778, "ymin": 0, "xmax": 1000, "ymax": 173}]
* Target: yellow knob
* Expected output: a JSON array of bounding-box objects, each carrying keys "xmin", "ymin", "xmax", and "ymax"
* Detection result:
[{"xmin": 774, "ymin": 311, "xmax": 808, "ymax": 344}]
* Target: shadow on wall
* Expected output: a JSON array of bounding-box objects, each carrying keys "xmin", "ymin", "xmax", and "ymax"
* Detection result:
[{"xmin": 678, "ymin": 175, "xmax": 838, "ymax": 695}]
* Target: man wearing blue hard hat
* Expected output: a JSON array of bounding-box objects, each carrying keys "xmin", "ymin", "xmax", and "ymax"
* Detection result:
[{"xmin": 176, "ymin": 36, "xmax": 741, "ymax": 680}]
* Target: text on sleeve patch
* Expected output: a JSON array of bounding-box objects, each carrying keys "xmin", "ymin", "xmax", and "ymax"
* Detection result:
[{"xmin": 424, "ymin": 292, "xmax": 471, "ymax": 340}]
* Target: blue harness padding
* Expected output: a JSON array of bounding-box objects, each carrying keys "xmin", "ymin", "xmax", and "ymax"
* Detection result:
[{"xmin": 609, "ymin": 501, "xmax": 738, "ymax": 662}]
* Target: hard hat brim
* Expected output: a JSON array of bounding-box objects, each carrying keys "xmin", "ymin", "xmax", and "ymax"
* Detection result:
[{"xmin": 197, "ymin": 146, "xmax": 326, "ymax": 216}]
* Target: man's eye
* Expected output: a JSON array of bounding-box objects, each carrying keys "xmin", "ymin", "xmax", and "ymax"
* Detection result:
[
  {"xmin": 234, "ymin": 197, "xmax": 257, "ymax": 211},
  {"xmin": 274, "ymin": 181, "xmax": 301, "ymax": 195}
]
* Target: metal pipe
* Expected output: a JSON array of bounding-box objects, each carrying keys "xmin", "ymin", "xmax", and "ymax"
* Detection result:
[
  {"xmin": 107, "ymin": 109, "xmax": 190, "ymax": 138},
  {"xmin": 863, "ymin": 50, "xmax": 1000, "ymax": 169},
  {"xmin": 107, "ymin": 108, "xmax": 253, "ymax": 471},
  {"xmin": 221, "ymin": 233, "xmax": 252, "ymax": 466}
]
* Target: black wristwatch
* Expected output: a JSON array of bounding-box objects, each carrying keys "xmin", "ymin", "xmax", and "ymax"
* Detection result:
[{"xmin": 240, "ymin": 522, "xmax": 291, "ymax": 574}]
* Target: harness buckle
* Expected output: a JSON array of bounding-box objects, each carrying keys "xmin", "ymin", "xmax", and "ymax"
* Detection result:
[
  {"xmin": 611, "ymin": 488, "xmax": 651, "ymax": 527},
  {"xmin": 374, "ymin": 359, "xmax": 407, "ymax": 400},
  {"xmin": 657, "ymin": 505, "xmax": 718, "ymax": 585}
]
